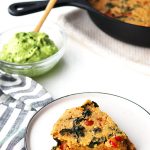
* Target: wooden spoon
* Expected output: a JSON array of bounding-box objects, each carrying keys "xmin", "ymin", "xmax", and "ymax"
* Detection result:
[{"xmin": 34, "ymin": 0, "xmax": 57, "ymax": 32}]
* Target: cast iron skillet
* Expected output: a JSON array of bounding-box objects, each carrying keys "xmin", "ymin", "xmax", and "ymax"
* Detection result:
[{"xmin": 8, "ymin": 0, "xmax": 150, "ymax": 47}]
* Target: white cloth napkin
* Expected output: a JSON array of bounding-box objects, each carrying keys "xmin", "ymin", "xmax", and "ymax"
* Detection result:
[
  {"xmin": 0, "ymin": 71, "xmax": 53, "ymax": 150},
  {"xmin": 58, "ymin": 8, "xmax": 150, "ymax": 74}
]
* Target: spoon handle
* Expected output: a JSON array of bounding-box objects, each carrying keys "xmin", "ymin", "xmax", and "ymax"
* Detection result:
[{"xmin": 34, "ymin": 0, "xmax": 57, "ymax": 32}]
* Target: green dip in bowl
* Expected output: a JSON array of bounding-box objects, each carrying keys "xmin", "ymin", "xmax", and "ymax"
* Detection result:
[
  {"xmin": 0, "ymin": 24, "xmax": 66, "ymax": 77},
  {"xmin": 0, "ymin": 32, "xmax": 58, "ymax": 64}
]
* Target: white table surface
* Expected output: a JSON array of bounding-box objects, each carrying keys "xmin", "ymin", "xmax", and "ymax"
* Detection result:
[{"xmin": 1, "ymin": 0, "xmax": 150, "ymax": 113}]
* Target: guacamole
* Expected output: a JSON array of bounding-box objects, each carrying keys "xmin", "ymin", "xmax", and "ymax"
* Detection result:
[{"xmin": 0, "ymin": 32, "xmax": 58, "ymax": 64}]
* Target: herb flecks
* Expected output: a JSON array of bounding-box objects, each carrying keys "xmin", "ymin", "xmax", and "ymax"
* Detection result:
[
  {"xmin": 93, "ymin": 127, "xmax": 102, "ymax": 133},
  {"xmin": 88, "ymin": 137, "xmax": 107, "ymax": 148},
  {"xmin": 74, "ymin": 125, "xmax": 85, "ymax": 137},
  {"xmin": 60, "ymin": 129, "xmax": 73, "ymax": 136},
  {"xmin": 108, "ymin": 133, "xmax": 114, "ymax": 138},
  {"xmin": 106, "ymin": 3, "xmax": 115, "ymax": 9},
  {"xmin": 51, "ymin": 146, "xmax": 57, "ymax": 150},
  {"xmin": 73, "ymin": 117, "xmax": 84, "ymax": 125},
  {"xmin": 81, "ymin": 101, "xmax": 99, "ymax": 109},
  {"xmin": 82, "ymin": 109, "xmax": 92, "ymax": 118},
  {"xmin": 59, "ymin": 125, "xmax": 85, "ymax": 138},
  {"xmin": 92, "ymin": 101, "xmax": 99, "ymax": 107}
]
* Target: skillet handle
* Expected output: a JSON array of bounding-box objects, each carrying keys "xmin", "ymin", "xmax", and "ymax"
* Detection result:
[{"xmin": 8, "ymin": 0, "xmax": 93, "ymax": 16}]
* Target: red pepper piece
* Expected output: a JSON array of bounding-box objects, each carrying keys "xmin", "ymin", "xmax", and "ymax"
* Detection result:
[
  {"xmin": 115, "ymin": 136, "xmax": 123, "ymax": 141},
  {"xmin": 84, "ymin": 120, "xmax": 94, "ymax": 126},
  {"xmin": 60, "ymin": 143, "xmax": 67, "ymax": 150},
  {"xmin": 109, "ymin": 140, "xmax": 118, "ymax": 148}
]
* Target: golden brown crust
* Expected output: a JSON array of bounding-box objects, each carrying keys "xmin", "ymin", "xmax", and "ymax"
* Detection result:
[
  {"xmin": 88, "ymin": 0, "xmax": 150, "ymax": 27},
  {"xmin": 51, "ymin": 100, "xmax": 135, "ymax": 150}
]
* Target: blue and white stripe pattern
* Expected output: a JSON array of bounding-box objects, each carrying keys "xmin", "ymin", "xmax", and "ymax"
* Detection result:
[{"xmin": 0, "ymin": 71, "xmax": 53, "ymax": 150}]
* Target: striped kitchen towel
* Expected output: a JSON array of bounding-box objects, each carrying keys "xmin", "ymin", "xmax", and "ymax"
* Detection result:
[{"xmin": 0, "ymin": 70, "xmax": 53, "ymax": 150}]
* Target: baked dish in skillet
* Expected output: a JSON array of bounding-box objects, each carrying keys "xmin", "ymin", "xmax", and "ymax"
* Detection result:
[
  {"xmin": 51, "ymin": 100, "xmax": 135, "ymax": 150},
  {"xmin": 89, "ymin": 0, "xmax": 150, "ymax": 27}
]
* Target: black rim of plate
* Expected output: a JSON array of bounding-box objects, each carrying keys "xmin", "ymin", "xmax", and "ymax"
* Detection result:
[{"xmin": 24, "ymin": 92, "xmax": 150, "ymax": 150}]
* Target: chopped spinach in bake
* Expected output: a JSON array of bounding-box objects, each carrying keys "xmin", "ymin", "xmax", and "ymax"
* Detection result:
[{"xmin": 51, "ymin": 100, "xmax": 136, "ymax": 150}]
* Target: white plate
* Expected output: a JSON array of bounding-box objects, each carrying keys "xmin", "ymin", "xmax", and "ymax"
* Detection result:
[{"xmin": 25, "ymin": 92, "xmax": 150, "ymax": 150}]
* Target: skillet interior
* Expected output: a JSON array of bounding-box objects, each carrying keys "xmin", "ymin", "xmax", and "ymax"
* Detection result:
[{"xmin": 87, "ymin": 0, "xmax": 150, "ymax": 47}]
